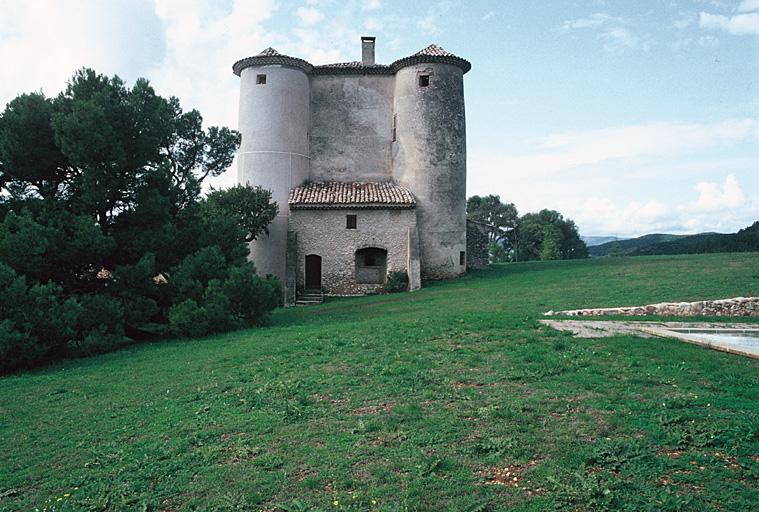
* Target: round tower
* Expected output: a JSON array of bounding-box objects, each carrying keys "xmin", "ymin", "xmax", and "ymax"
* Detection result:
[
  {"xmin": 233, "ymin": 49, "xmax": 312, "ymax": 283},
  {"xmin": 391, "ymin": 46, "xmax": 470, "ymax": 279}
]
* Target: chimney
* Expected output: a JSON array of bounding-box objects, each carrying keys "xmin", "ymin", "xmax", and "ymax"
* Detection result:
[{"xmin": 361, "ymin": 36, "xmax": 376, "ymax": 66}]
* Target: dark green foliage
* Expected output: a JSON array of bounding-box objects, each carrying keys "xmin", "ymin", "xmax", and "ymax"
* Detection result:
[
  {"xmin": 590, "ymin": 223, "xmax": 759, "ymax": 257},
  {"xmin": 223, "ymin": 265, "xmax": 282, "ymax": 322},
  {"xmin": 168, "ymin": 299, "xmax": 209, "ymax": 338},
  {"xmin": 632, "ymin": 221, "xmax": 759, "ymax": 256},
  {"xmin": 589, "ymin": 234, "xmax": 689, "ymax": 257},
  {"xmin": 0, "ymin": 68, "xmax": 280, "ymax": 371},
  {"xmin": 466, "ymin": 195, "xmax": 519, "ymax": 253},
  {"xmin": 205, "ymin": 184, "xmax": 278, "ymax": 241},
  {"xmin": 0, "ymin": 263, "xmax": 81, "ymax": 370},
  {"xmin": 0, "ymin": 93, "xmax": 68, "ymax": 199},
  {"xmin": 516, "ymin": 209, "xmax": 588, "ymax": 262},
  {"xmin": 385, "ymin": 270, "xmax": 409, "ymax": 292}
]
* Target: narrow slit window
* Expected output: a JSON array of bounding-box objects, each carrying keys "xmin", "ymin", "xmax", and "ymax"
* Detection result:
[
  {"xmin": 459, "ymin": 251, "xmax": 466, "ymax": 266},
  {"xmin": 392, "ymin": 113, "xmax": 397, "ymax": 141},
  {"xmin": 418, "ymin": 74, "xmax": 430, "ymax": 87},
  {"xmin": 346, "ymin": 214, "xmax": 357, "ymax": 229},
  {"xmin": 256, "ymin": 74, "xmax": 267, "ymax": 85}
]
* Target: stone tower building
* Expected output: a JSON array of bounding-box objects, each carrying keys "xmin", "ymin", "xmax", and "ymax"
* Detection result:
[{"xmin": 233, "ymin": 37, "xmax": 470, "ymax": 303}]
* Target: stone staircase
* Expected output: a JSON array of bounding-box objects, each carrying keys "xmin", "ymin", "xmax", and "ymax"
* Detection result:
[{"xmin": 296, "ymin": 289, "xmax": 324, "ymax": 306}]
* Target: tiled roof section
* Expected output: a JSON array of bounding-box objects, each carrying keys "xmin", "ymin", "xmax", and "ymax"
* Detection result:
[
  {"xmin": 391, "ymin": 44, "xmax": 471, "ymax": 74},
  {"xmin": 414, "ymin": 44, "xmax": 456, "ymax": 57},
  {"xmin": 312, "ymin": 61, "xmax": 393, "ymax": 75},
  {"xmin": 289, "ymin": 182, "xmax": 416, "ymax": 209},
  {"xmin": 234, "ymin": 43, "xmax": 470, "ymax": 76},
  {"xmin": 256, "ymin": 47, "xmax": 281, "ymax": 57},
  {"xmin": 232, "ymin": 48, "xmax": 313, "ymax": 75}
]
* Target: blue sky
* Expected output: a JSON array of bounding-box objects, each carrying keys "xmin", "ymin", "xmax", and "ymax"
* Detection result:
[{"xmin": 1, "ymin": 0, "xmax": 757, "ymax": 236}]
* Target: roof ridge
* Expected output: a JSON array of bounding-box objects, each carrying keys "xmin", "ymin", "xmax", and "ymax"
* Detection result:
[{"xmin": 257, "ymin": 47, "xmax": 281, "ymax": 57}]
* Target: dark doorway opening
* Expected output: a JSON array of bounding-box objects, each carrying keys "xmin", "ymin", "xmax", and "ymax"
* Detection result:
[{"xmin": 305, "ymin": 254, "xmax": 322, "ymax": 290}]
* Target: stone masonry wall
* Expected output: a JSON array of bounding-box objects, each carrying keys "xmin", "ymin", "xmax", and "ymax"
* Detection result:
[
  {"xmin": 290, "ymin": 208, "xmax": 419, "ymax": 295},
  {"xmin": 545, "ymin": 297, "xmax": 759, "ymax": 317},
  {"xmin": 466, "ymin": 220, "xmax": 489, "ymax": 270}
]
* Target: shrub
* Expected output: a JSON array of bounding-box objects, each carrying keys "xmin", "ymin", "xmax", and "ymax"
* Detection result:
[
  {"xmin": 385, "ymin": 271, "xmax": 409, "ymax": 293},
  {"xmin": 0, "ymin": 320, "xmax": 42, "ymax": 371},
  {"xmin": 168, "ymin": 299, "xmax": 209, "ymax": 338},
  {"xmin": 223, "ymin": 265, "xmax": 282, "ymax": 325}
]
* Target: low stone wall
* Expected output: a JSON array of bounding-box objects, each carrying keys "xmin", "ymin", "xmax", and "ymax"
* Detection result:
[{"xmin": 545, "ymin": 297, "xmax": 759, "ymax": 317}]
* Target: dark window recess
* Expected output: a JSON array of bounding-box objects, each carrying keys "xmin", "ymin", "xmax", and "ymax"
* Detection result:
[
  {"xmin": 418, "ymin": 74, "xmax": 430, "ymax": 87},
  {"xmin": 392, "ymin": 113, "xmax": 397, "ymax": 141},
  {"xmin": 346, "ymin": 214, "xmax": 357, "ymax": 229},
  {"xmin": 459, "ymin": 251, "xmax": 466, "ymax": 265},
  {"xmin": 355, "ymin": 247, "xmax": 388, "ymax": 284},
  {"xmin": 256, "ymin": 74, "xmax": 267, "ymax": 85}
]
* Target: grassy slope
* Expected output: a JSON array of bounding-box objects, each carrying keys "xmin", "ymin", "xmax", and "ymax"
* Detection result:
[{"xmin": 1, "ymin": 253, "xmax": 758, "ymax": 512}]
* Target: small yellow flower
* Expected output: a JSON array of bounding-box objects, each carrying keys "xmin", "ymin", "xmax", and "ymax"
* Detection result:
[
  {"xmin": 56, "ymin": 497, "xmax": 62, "ymax": 502},
  {"xmin": 64, "ymin": 493, "xmax": 70, "ymax": 497},
  {"xmin": 352, "ymin": 494, "xmax": 357, "ymax": 500},
  {"xmin": 333, "ymin": 500, "xmax": 339, "ymax": 507},
  {"xmin": 372, "ymin": 499, "xmax": 377, "ymax": 505}
]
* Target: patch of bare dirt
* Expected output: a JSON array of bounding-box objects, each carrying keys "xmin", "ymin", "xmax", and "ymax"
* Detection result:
[
  {"xmin": 350, "ymin": 402, "xmax": 394, "ymax": 415},
  {"xmin": 479, "ymin": 459, "xmax": 542, "ymax": 493}
]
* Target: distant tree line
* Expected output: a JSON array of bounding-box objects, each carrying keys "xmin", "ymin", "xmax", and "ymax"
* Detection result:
[
  {"xmin": 588, "ymin": 222, "xmax": 759, "ymax": 257},
  {"xmin": 631, "ymin": 222, "xmax": 759, "ymax": 256},
  {"xmin": 0, "ymin": 69, "xmax": 281, "ymax": 372},
  {"xmin": 466, "ymin": 195, "xmax": 588, "ymax": 263}
]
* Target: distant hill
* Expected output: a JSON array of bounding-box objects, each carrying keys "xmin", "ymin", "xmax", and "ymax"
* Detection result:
[
  {"xmin": 632, "ymin": 222, "xmax": 759, "ymax": 256},
  {"xmin": 588, "ymin": 233, "xmax": 688, "ymax": 257},
  {"xmin": 581, "ymin": 235, "xmax": 626, "ymax": 247},
  {"xmin": 588, "ymin": 222, "xmax": 759, "ymax": 257}
]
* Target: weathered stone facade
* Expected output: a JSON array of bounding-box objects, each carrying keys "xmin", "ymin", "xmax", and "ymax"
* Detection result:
[
  {"xmin": 289, "ymin": 208, "xmax": 420, "ymax": 295},
  {"xmin": 545, "ymin": 297, "xmax": 759, "ymax": 317},
  {"xmin": 233, "ymin": 38, "xmax": 470, "ymax": 302},
  {"xmin": 466, "ymin": 220, "xmax": 490, "ymax": 270}
]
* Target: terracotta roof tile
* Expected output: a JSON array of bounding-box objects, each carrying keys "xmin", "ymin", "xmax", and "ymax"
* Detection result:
[
  {"xmin": 289, "ymin": 182, "xmax": 416, "ymax": 209},
  {"xmin": 414, "ymin": 44, "xmax": 456, "ymax": 57},
  {"xmin": 256, "ymin": 47, "xmax": 281, "ymax": 57}
]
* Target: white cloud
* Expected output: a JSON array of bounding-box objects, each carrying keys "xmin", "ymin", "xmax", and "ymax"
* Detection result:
[
  {"xmin": 482, "ymin": 11, "xmax": 496, "ymax": 21},
  {"xmin": 692, "ymin": 174, "xmax": 745, "ymax": 210},
  {"xmin": 558, "ymin": 175, "xmax": 757, "ymax": 236},
  {"xmin": 297, "ymin": 7, "xmax": 325, "ymax": 25},
  {"xmin": 562, "ymin": 13, "xmax": 647, "ymax": 51},
  {"xmin": 363, "ymin": 0, "xmax": 381, "ymax": 10},
  {"xmin": 0, "ymin": 0, "xmax": 164, "ymax": 107},
  {"xmin": 738, "ymin": 0, "xmax": 759, "ymax": 13},
  {"xmin": 562, "ymin": 13, "xmax": 616, "ymax": 30},
  {"xmin": 699, "ymin": 11, "xmax": 759, "ymax": 34},
  {"xmin": 600, "ymin": 27, "xmax": 640, "ymax": 50},
  {"xmin": 488, "ymin": 119, "xmax": 759, "ymax": 178}
]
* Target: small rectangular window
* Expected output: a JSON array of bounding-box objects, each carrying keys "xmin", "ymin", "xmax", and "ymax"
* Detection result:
[
  {"xmin": 418, "ymin": 74, "xmax": 430, "ymax": 87},
  {"xmin": 392, "ymin": 113, "xmax": 397, "ymax": 141},
  {"xmin": 256, "ymin": 74, "xmax": 267, "ymax": 85},
  {"xmin": 346, "ymin": 214, "xmax": 357, "ymax": 229},
  {"xmin": 459, "ymin": 251, "xmax": 466, "ymax": 265}
]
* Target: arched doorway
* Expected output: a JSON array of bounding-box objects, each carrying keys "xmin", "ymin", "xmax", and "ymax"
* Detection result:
[
  {"xmin": 355, "ymin": 247, "xmax": 387, "ymax": 284},
  {"xmin": 305, "ymin": 254, "xmax": 322, "ymax": 290}
]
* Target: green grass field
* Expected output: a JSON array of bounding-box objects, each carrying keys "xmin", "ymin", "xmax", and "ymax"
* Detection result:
[{"xmin": 1, "ymin": 253, "xmax": 758, "ymax": 511}]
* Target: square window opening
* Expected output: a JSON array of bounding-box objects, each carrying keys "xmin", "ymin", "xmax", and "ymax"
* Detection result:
[
  {"xmin": 418, "ymin": 74, "xmax": 430, "ymax": 87},
  {"xmin": 256, "ymin": 74, "xmax": 267, "ymax": 85},
  {"xmin": 459, "ymin": 251, "xmax": 466, "ymax": 266},
  {"xmin": 346, "ymin": 214, "xmax": 357, "ymax": 229}
]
